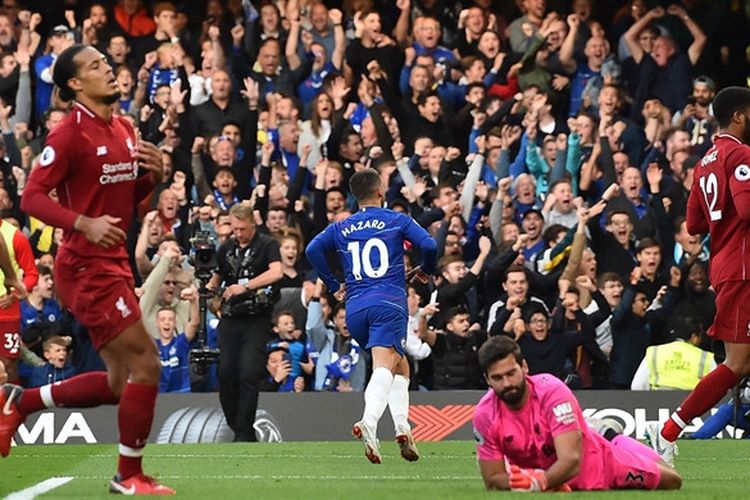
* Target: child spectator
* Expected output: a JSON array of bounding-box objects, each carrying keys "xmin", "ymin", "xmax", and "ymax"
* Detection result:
[
  {"xmin": 271, "ymin": 310, "xmax": 314, "ymax": 386},
  {"xmin": 260, "ymin": 345, "xmax": 304, "ymax": 393},
  {"xmin": 155, "ymin": 288, "xmax": 198, "ymax": 393},
  {"xmin": 29, "ymin": 335, "xmax": 76, "ymax": 387},
  {"xmin": 20, "ymin": 264, "xmax": 63, "ymax": 331}
]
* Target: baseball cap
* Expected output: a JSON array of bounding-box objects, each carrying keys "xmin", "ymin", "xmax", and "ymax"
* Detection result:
[
  {"xmin": 522, "ymin": 208, "xmax": 544, "ymax": 221},
  {"xmin": 693, "ymin": 75, "xmax": 716, "ymax": 92},
  {"xmin": 50, "ymin": 24, "xmax": 71, "ymax": 36}
]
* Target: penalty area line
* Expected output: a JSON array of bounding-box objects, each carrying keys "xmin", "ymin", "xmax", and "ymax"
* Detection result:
[{"xmin": 4, "ymin": 477, "xmax": 74, "ymax": 500}]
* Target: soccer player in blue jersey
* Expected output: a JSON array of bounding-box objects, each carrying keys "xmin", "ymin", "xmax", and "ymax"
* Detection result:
[{"xmin": 306, "ymin": 169, "xmax": 438, "ymax": 464}]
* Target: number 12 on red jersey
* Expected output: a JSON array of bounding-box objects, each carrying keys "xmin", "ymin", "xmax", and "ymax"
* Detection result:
[{"xmin": 699, "ymin": 172, "xmax": 723, "ymax": 222}]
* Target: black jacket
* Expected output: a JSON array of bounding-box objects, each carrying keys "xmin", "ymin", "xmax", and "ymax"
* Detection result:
[{"xmin": 431, "ymin": 330, "xmax": 487, "ymax": 390}]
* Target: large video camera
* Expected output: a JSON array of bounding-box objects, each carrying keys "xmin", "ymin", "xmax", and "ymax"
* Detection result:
[
  {"xmin": 188, "ymin": 231, "xmax": 220, "ymax": 372},
  {"xmin": 189, "ymin": 231, "xmax": 218, "ymax": 281}
]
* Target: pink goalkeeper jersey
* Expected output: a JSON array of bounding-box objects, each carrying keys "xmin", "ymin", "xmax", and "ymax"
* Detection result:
[{"xmin": 473, "ymin": 373, "xmax": 613, "ymax": 490}]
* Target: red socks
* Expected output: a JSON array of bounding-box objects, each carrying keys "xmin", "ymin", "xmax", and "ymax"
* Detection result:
[
  {"xmin": 117, "ymin": 382, "xmax": 158, "ymax": 480},
  {"xmin": 662, "ymin": 364, "xmax": 739, "ymax": 442},
  {"xmin": 16, "ymin": 372, "xmax": 158, "ymax": 481},
  {"xmin": 17, "ymin": 372, "xmax": 118, "ymax": 415}
]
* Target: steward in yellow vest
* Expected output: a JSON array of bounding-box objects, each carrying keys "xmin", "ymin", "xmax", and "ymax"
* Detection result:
[{"xmin": 631, "ymin": 320, "xmax": 716, "ymax": 390}]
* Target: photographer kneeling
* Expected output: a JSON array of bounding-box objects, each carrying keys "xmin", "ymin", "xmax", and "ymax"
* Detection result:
[{"xmin": 208, "ymin": 204, "xmax": 283, "ymax": 442}]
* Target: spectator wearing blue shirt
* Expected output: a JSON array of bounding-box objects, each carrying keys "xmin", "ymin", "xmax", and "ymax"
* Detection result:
[
  {"xmin": 285, "ymin": 9, "xmax": 345, "ymax": 108},
  {"xmin": 33, "ymin": 25, "xmax": 74, "ymax": 121},
  {"xmin": 155, "ymin": 289, "xmax": 199, "ymax": 393},
  {"xmin": 411, "ymin": 17, "xmax": 456, "ymax": 67},
  {"xmin": 145, "ymin": 43, "xmax": 183, "ymax": 104},
  {"xmin": 29, "ymin": 336, "xmax": 77, "ymax": 388},
  {"xmin": 271, "ymin": 310, "xmax": 314, "ymax": 384},
  {"xmin": 260, "ymin": 345, "xmax": 305, "ymax": 392},
  {"xmin": 20, "ymin": 265, "xmax": 62, "ymax": 331},
  {"xmin": 559, "ymin": 15, "xmax": 609, "ymax": 117}
]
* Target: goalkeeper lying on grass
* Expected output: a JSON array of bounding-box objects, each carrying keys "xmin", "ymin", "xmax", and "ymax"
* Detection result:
[{"xmin": 473, "ymin": 336, "xmax": 682, "ymax": 491}]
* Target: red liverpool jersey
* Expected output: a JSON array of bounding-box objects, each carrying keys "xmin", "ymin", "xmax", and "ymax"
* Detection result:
[
  {"xmin": 22, "ymin": 103, "xmax": 156, "ymax": 259},
  {"xmin": 687, "ymin": 133, "xmax": 750, "ymax": 285}
]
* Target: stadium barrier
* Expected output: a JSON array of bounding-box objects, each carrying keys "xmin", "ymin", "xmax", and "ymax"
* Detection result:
[{"xmin": 10, "ymin": 390, "xmax": 741, "ymax": 447}]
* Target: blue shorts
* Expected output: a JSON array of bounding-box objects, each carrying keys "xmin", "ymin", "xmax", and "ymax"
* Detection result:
[{"xmin": 346, "ymin": 305, "xmax": 407, "ymax": 356}]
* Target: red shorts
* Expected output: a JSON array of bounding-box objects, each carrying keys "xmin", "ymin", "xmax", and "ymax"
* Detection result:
[
  {"xmin": 606, "ymin": 438, "xmax": 661, "ymax": 490},
  {"xmin": 709, "ymin": 280, "xmax": 750, "ymax": 343},
  {"xmin": 55, "ymin": 248, "xmax": 141, "ymax": 351}
]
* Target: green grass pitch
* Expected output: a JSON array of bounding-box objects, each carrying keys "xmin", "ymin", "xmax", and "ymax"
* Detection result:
[{"xmin": 1, "ymin": 440, "xmax": 748, "ymax": 498}]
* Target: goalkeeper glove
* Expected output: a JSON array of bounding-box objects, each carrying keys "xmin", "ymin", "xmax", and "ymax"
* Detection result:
[{"xmin": 508, "ymin": 464, "xmax": 548, "ymax": 492}]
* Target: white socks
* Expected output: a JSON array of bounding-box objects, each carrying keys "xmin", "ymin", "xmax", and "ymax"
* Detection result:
[
  {"xmin": 388, "ymin": 374, "xmax": 410, "ymax": 433},
  {"xmin": 363, "ymin": 367, "xmax": 394, "ymax": 429}
]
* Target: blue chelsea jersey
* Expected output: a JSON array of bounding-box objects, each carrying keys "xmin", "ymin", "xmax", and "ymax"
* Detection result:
[{"xmin": 306, "ymin": 207, "xmax": 437, "ymax": 313}]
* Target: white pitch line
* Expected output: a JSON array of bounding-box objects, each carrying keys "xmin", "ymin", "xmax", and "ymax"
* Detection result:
[{"xmin": 4, "ymin": 477, "xmax": 74, "ymax": 500}]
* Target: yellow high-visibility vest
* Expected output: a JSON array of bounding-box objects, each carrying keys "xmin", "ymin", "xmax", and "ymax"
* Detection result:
[{"xmin": 648, "ymin": 341, "xmax": 711, "ymax": 390}]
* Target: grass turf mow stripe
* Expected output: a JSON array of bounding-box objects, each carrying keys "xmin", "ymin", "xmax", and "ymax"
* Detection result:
[{"xmin": 2, "ymin": 441, "xmax": 750, "ymax": 499}]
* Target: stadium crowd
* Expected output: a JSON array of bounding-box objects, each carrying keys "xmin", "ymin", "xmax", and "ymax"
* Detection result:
[{"xmin": 0, "ymin": 0, "xmax": 747, "ymax": 393}]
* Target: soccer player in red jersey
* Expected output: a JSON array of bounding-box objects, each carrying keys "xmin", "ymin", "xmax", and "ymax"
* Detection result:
[
  {"xmin": 0, "ymin": 44, "xmax": 174, "ymax": 495},
  {"xmin": 0, "ymin": 233, "xmax": 28, "ymax": 383},
  {"xmin": 648, "ymin": 87, "xmax": 750, "ymax": 467},
  {"xmin": 0, "ymin": 217, "xmax": 38, "ymax": 384}
]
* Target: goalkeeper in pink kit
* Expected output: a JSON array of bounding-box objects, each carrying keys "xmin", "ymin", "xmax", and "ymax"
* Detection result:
[{"xmin": 473, "ymin": 336, "xmax": 682, "ymax": 492}]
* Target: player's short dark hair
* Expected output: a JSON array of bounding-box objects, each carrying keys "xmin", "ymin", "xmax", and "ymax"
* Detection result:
[
  {"xmin": 478, "ymin": 335, "xmax": 524, "ymax": 373},
  {"xmin": 349, "ymin": 169, "xmax": 381, "ymax": 203},
  {"xmin": 711, "ymin": 86, "xmax": 750, "ymax": 128},
  {"xmin": 53, "ymin": 44, "xmax": 89, "ymax": 102}
]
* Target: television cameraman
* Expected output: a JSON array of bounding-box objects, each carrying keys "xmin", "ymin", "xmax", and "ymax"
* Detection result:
[{"xmin": 208, "ymin": 203, "xmax": 283, "ymax": 442}]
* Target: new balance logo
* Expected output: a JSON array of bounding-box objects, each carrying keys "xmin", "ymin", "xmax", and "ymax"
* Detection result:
[
  {"xmin": 96, "ymin": 145, "xmax": 108, "ymax": 156},
  {"xmin": 115, "ymin": 297, "xmax": 132, "ymax": 318}
]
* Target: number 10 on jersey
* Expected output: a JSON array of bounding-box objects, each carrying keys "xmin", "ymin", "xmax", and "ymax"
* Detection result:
[{"xmin": 348, "ymin": 238, "xmax": 390, "ymax": 280}]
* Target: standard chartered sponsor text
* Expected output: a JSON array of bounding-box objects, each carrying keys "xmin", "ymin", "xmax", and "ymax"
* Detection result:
[{"xmin": 100, "ymin": 161, "xmax": 137, "ymax": 184}]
